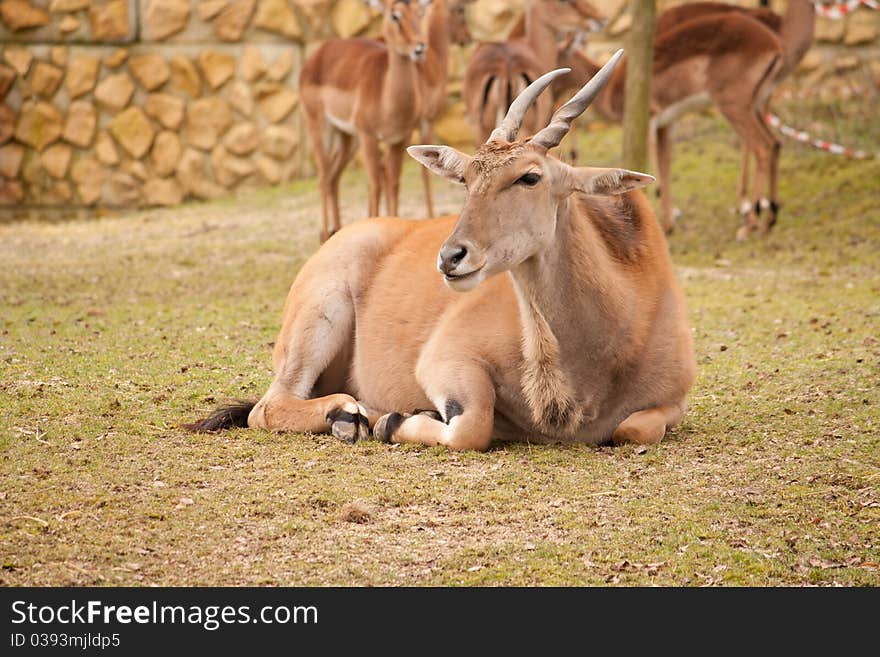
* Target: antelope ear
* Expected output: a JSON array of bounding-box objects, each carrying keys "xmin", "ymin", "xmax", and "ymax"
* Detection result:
[
  {"xmin": 407, "ymin": 145, "xmax": 471, "ymax": 185},
  {"xmin": 570, "ymin": 166, "xmax": 654, "ymax": 196}
]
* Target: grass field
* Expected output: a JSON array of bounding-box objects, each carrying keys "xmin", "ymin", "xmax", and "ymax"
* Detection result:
[{"xmin": 2, "ymin": 103, "xmax": 878, "ymax": 586}]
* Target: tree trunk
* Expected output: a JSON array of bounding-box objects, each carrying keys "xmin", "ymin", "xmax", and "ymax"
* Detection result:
[{"xmin": 622, "ymin": 0, "xmax": 656, "ymax": 172}]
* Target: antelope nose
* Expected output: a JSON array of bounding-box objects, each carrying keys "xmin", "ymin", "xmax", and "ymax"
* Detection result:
[{"xmin": 438, "ymin": 244, "xmax": 468, "ymax": 275}]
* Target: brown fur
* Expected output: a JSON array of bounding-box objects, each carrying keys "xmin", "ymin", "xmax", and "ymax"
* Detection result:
[
  {"xmin": 416, "ymin": 0, "xmax": 473, "ymax": 218},
  {"xmin": 299, "ymin": 0, "xmax": 426, "ymax": 242},
  {"xmin": 195, "ymin": 68, "xmax": 696, "ymax": 451},
  {"xmin": 462, "ymin": 0, "xmax": 605, "ymax": 145}
]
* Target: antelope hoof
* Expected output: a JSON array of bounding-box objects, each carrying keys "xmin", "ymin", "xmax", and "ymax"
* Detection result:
[
  {"xmin": 327, "ymin": 401, "xmax": 370, "ymax": 444},
  {"xmin": 735, "ymin": 224, "xmax": 753, "ymax": 242},
  {"xmin": 373, "ymin": 412, "xmax": 407, "ymax": 443}
]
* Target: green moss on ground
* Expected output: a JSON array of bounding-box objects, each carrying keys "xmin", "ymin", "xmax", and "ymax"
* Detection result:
[{"xmin": 1, "ymin": 102, "xmax": 878, "ymax": 585}]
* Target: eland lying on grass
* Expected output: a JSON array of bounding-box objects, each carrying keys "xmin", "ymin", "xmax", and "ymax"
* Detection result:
[{"xmin": 187, "ymin": 51, "xmax": 696, "ymax": 451}]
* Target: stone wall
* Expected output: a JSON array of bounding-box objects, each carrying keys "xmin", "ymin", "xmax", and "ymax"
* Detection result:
[{"xmin": 1, "ymin": 0, "xmax": 877, "ymax": 215}]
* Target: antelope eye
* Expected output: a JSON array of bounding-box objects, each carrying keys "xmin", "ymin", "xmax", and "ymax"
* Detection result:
[
  {"xmin": 516, "ymin": 172, "xmax": 541, "ymax": 187},
  {"xmin": 391, "ymin": 11, "xmax": 401, "ymax": 21}
]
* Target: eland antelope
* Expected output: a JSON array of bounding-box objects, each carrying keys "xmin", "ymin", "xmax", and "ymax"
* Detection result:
[{"xmin": 187, "ymin": 52, "xmax": 696, "ymax": 451}]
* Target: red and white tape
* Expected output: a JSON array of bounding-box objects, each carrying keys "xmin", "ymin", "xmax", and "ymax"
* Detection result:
[
  {"xmin": 765, "ymin": 112, "xmax": 873, "ymax": 159},
  {"xmin": 813, "ymin": 0, "xmax": 878, "ymax": 20}
]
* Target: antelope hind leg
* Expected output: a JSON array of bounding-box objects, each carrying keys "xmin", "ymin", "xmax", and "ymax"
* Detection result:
[
  {"xmin": 249, "ymin": 389, "xmax": 371, "ymax": 444},
  {"xmin": 611, "ymin": 404, "xmax": 684, "ymax": 446}
]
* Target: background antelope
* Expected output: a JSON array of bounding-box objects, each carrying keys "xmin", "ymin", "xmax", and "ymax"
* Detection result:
[
  {"xmin": 187, "ymin": 54, "xmax": 696, "ymax": 451},
  {"xmin": 546, "ymin": 12, "xmax": 783, "ymax": 238},
  {"xmin": 462, "ymin": 0, "xmax": 605, "ymax": 145},
  {"xmin": 299, "ymin": 0, "xmax": 427, "ymax": 242},
  {"xmin": 655, "ymin": 0, "xmax": 816, "ymax": 224},
  {"xmin": 417, "ymin": 0, "xmax": 474, "ymax": 218}
]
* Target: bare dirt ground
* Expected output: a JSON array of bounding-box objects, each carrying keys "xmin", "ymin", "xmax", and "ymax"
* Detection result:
[{"xmin": 2, "ymin": 107, "xmax": 879, "ymax": 585}]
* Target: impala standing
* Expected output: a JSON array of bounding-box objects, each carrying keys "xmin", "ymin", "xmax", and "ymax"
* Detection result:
[
  {"xmin": 187, "ymin": 54, "xmax": 696, "ymax": 451},
  {"xmin": 299, "ymin": 0, "xmax": 427, "ymax": 242},
  {"xmin": 655, "ymin": 0, "xmax": 816, "ymax": 223}
]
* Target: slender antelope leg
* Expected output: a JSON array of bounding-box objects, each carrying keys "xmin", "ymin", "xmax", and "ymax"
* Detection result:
[
  {"xmin": 654, "ymin": 124, "xmax": 676, "ymax": 233},
  {"xmin": 373, "ymin": 362, "xmax": 495, "ymax": 451},
  {"xmin": 611, "ymin": 404, "xmax": 684, "ymax": 445},
  {"xmin": 735, "ymin": 142, "xmax": 752, "ymax": 216},
  {"xmin": 327, "ymin": 132, "xmax": 357, "ymax": 236},
  {"xmin": 383, "ymin": 141, "xmax": 407, "ymax": 217},
  {"xmin": 420, "ymin": 120, "xmax": 436, "ymax": 218},
  {"xmin": 359, "ymin": 131, "xmax": 383, "ymax": 218},
  {"xmin": 722, "ymin": 105, "xmax": 773, "ymax": 241},
  {"xmin": 755, "ymin": 107, "xmax": 781, "ymax": 231},
  {"xmin": 302, "ymin": 103, "xmax": 333, "ymax": 242}
]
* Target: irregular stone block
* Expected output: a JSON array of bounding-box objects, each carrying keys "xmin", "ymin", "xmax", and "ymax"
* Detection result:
[
  {"xmin": 95, "ymin": 130, "xmax": 119, "ymax": 165},
  {"xmin": 0, "ymin": 0, "xmax": 50, "ymax": 31},
  {"xmin": 198, "ymin": 49, "xmax": 236, "ymax": 90},
  {"xmin": 254, "ymin": 0, "xmax": 301, "ymax": 39},
  {"xmin": 198, "ymin": 0, "xmax": 227, "ymax": 20},
  {"xmin": 4, "ymin": 48, "xmax": 33, "ymax": 76},
  {"xmin": 259, "ymin": 124, "xmax": 297, "ymax": 158},
  {"xmin": 0, "ymin": 142, "xmax": 24, "ymax": 177},
  {"xmin": 184, "ymin": 95, "xmax": 231, "ymax": 150},
  {"xmin": 41, "ymin": 143, "xmax": 72, "ymax": 178},
  {"xmin": 104, "ymin": 171, "xmax": 141, "ymax": 205},
  {"xmin": 331, "ymin": 0, "xmax": 371, "ymax": 38},
  {"xmin": 123, "ymin": 159, "xmax": 148, "ymax": 180},
  {"xmin": 95, "ymin": 71, "xmax": 135, "ymax": 111},
  {"xmin": 50, "ymin": 46, "xmax": 68, "ymax": 67},
  {"xmin": 144, "ymin": 0, "xmax": 191, "ymax": 40},
  {"xmin": 15, "ymin": 101, "xmax": 63, "ymax": 151},
  {"xmin": 63, "ymin": 100, "xmax": 97, "ymax": 147},
  {"xmin": 144, "ymin": 92, "xmax": 185, "ymax": 129},
  {"xmin": 70, "ymin": 156, "xmax": 104, "ymax": 184},
  {"xmin": 211, "ymin": 143, "xmax": 254, "ymax": 185},
  {"xmin": 255, "ymin": 153, "xmax": 279, "ymax": 183},
  {"xmin": 59, "ymin": 14, "xmax": 80, "ymax": 33},
  {"xmin": 151, "ymin": 129, "xmax": 181, "ymax": 176},
  {"xmin": 176, "ymin": 146, "xmax": 225, "ymax": 199},
  {"xmin": 258, "ymin": 87, "xmax": 297, "ymax": 122},
  {"xmin": 227, "ymin": 80, "xmax": 253, "ymax": 116},
  {"xmin": 240, "ymin": 45, "xmax": 266, "ymax": 82},
  {"xmin": 144, "ymin": 176, "xmax": 184, "ymax": 205},
  {"xmin": 30, "ymin": 62, "xmax": 63, "ymax": 98},
  {"xmin": 66, "ymin": 55, "xmax": 100, "ymax": 98},
  {"xmin": 266, "ymin": 49, "xmax": 294, "ymax": 82},
  {"xmin": 129, "ymin": 53, "xmax": 170, "ymax": 91},
  {"xmin": 169, "ymin": 55, "xmax": 201, "ymax": 96},
  {"xmin": 215, "ymin": 0, "xmax": 255, "ymax": 42},
  {"xmin": 110, "ymin": 106, "xmax": 154, "ymax": 158},
  {"xmin": 224, "ymin": 122, "xmax": 258, "ymax": 155},
  {"xmin": 89, "ymin": 0, "xmax": 131, "ymax": 41},
  {"xmin": 104, "ymin": 47, "xmax": 129, "ymax": 67},
  {"xmin": 0, "ymin": 103, "xmax": 14, "ymax": 145}
]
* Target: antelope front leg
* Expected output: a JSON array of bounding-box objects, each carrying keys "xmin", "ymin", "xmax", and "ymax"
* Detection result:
[{"xmin": 373, "ymin": 363, "xmax": 495, "ymax": 451}]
